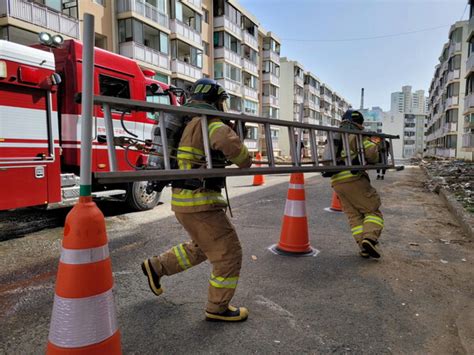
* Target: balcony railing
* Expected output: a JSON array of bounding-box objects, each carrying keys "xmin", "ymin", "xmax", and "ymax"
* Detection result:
[
  {"xmin": 242, "ymin": 58, "xmax": 258, "ymax": 75},
  {"xmin": 263, "ymin": 50, "xmax": 280, "ymax": 64},
  {"xmin": 443, "ymin": 122, "xmax": 458, "ymax": 133},
  {"xmin": 295, "ymin": 94, "xmax": 303, "ymax": 104},
  {"xmin": 447, "ymin": 69, "xmax": 460, "ymax": 82},
  {"xmin": 243, "ymin": 31, "xmax": 258, "ymax": 49},
  {"xmin": 171, "ymin": 59, "xmax": 202, "ymax": 80},
  {"xmin": 262, "ymin": 95, "xmax": 279, "ymax": 107},
  {"xmin": 216, "ymin": 78, "xmax": 242, "ymax": 96},
  {"xmin": 0, "ymin": 0, "xmax": 79, "ymax": 38},
  {"xmin": 214, "ymin": 47, "xmax": 241, "ymax": 67},
  {"xmin": 304, "ymin": 84, "xmax": 319, "ymax": 96},
  {"xmin": 117, "ymin": 0, "xmax": 169, "ymax": 29},
  {"xmin": 462, "ymin": 133, "xmax": 474, "ymax": 148},
  {"xmin": 182, "ymin": 0, "xmax": 202, "ymax": 11},
  {"xmin": 464, "ymin": 93, "xmax": 474, "ymax": 113},
  {"xmin": 214, "ymin": 16, "xmax": 242, "ymax": 39},
  {"xmin": 243, "ymin": 86, "xmax": 258, "ymax": 100},
  {"xmin": 119, "ymin": 42, "xmax": 170, "ymax": 71},
  {"xmin": 244, "ymin": 139, "xmax": 258, "ymax": 150},
  {"xmin": 304, "ymin": 99, "xmax": 316, "ymax": 110},
  {"xmin": 170, "ymin": 19, "xmax": 201, "ymax": 47},
  {"xmin": 446, "ymin": 96, "xmax": 459, "ymax": 108},
  {"xmin": 262, "ymin": 73, "xmax": 279, "ymax": 86},
  {"xmin": 295, "ymin": 76, "xmax": 304, "ymax": 88},
  {"xmin": 466, "ymin": 53, "xmax": 474, "ymax": 74}
]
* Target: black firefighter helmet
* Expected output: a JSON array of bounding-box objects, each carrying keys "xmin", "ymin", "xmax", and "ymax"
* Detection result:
[
  {"xmin": 189, "ymin": 78, "xmax": 229, "ymax": 111},
  {"xmin": 342, "ymin": 109, "xmax": 364, "ymax": 125}
]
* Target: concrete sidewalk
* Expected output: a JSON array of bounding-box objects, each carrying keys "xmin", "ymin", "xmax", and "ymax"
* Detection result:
[{"xmin": 1, "ymin": 168, "xmax": 473, "ymax": 354}]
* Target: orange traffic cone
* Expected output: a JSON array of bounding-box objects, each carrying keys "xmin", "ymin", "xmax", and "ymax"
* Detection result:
[
  {"xmin": 324, "ymin": 191, "xmax": 343, "ymax": 213},
  {"xmin": 270, "ymin": 173, "xmax": 318, "ymax": 256},
  {"xmin": 252, "ymin": 152, "xmax": 265, "ymax": 186},
  {"xmin": 47, "ymin": 196, "xmax": 121, "ymax": 354}
]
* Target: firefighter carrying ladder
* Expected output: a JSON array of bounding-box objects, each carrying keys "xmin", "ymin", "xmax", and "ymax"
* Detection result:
[{"xmin": 91, "ymin": 95, "xmax": 402, "ymax": 185}]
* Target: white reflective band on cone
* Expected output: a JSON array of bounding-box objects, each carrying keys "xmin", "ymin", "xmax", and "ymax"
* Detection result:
[
  {"xmin": 288, "ymin": 183, "xmax": 304, "ymax": 190},
  {"xmin": 49, "ymin": 289, "xmax": 118, "ymax": 348},
  {"xmin": 60, "ymin": 245, "xmax": 109, "ymax": 265},
  {"xmin": 284, "ymin": 200, "xmax": 307, "ymax": 217}
]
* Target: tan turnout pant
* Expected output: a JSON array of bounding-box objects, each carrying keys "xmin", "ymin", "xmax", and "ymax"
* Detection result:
[
  {"xmin": 333, "ymin": 176, "xmax": 384, "ymax": 247},
  {"xmin": 150, "ymin": 209, "xmax": 242, "ymax": 313}
]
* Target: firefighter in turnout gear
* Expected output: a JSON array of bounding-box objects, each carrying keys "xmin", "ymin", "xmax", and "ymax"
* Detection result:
[
  {"xmin": 330, "ymin": 110, "xmax": 384, "ymax": 258},
  {"xmin": 142, "ymin": 78, "xmax": 252, "ymax": 322}
]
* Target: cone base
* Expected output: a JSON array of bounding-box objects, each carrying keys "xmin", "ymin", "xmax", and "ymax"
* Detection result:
[
  {"xmin": 268, "ymin": 244, "xmax": 319, "ymax": 257},
  {"xmin": 324, "ymin": 207, "xmax": 343, "ymax": 213}
]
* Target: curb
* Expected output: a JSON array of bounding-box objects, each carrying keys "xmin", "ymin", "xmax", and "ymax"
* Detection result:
[
  {"xmin": 421, "ymin": 166, "xmax": 474, "ymax": 239},
  {"xmin": 438, "ymin": 188, "xmax": 474, "ymax": 239}
]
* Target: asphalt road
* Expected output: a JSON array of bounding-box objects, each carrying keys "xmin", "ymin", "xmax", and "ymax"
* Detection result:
[{"xmin": 0, "ymin": 169, "xmax": 473, "ymax": 354}]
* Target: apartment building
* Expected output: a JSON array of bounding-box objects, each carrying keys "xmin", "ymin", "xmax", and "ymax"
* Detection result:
[
  {"xmin": 279, "ymin": 57, "xmax": 350, "ymax": 157},
  {"xmin": 463, "ymin": 0, "xmax": 474, "ymax": 158},
  {"xmin": 0, "ymin": 0, "xmax": 283, "ymax": 156},
  {"xmin": 391, "ymin": 85, "xmax": 427, "ymax": 114},
  {"xmin": 427, "ymin": 20, "xmax": 473, "ymax": 161}
]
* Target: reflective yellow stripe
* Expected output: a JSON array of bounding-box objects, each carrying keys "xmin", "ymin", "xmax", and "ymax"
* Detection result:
[
  {"xmin": 363, "ymin": 140, "xmax": 376, "ymax": 149},
  {"xmin": 341, "ymin": 150, "xmax": 355, "ymax": 159},
  {"xmin": 171, "ymin": 190, "xmax": 226, "ymax": 207},
  {"xmin": 351, "ymin": 225, "xmax": 363, "ymax": 236},
  {"xmin": 364, "ymin": 215, "xmax": 384, "ymax": 227},
  {"xmin": 177, "ymin": 146, "xmax": 204, "ymax": 170},
  {"xmin": 331, "ymin": 170, "xmax": 358, "ymax": 182},
  {"xmin": 230, "ymin": 145, "xmax": 248, "ymax": 165},
  {"xmin": 173, "ymin": 244, "xmax": 191, "ymax": 270},
  {"xmin": 208, "ymin": 122, "xmax": 224, "ymax": 138},
  {"xmin": 209, "ymin": 273, "xmax": 239, "ymax": 289}
]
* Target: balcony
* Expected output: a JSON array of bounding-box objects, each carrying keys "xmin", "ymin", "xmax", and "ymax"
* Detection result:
[
  {"xmin": 216, "ymin": 78, "xmax": 242, "ymax": 96},
  {"xmin": 464, "ymin": 93, "xmax": 474, "ymax": 113},
  {"xmin": 263, "ymin": 50, "xmax": 280, "ymax": 64},
  {"xmin": 262, "ymin": 73, "xmax": 279, "ymax": 86},
  {"xmin": 466, "ymin": 54, "xmax": 474, "ymax": 75},
  {"xmin": 170, "ymin": 19, "xmax": 201, "ymax": 47},
  {"xmin": 437, "ymin": 148, "xmax": 456, "ymax": 158},
  {"xmin": 469, "ymin": 15, "xmax": 474, "ymax": 39},
  {"xmin": 214, "ymin": 16, "xmax": 242, "ymax": 39},
  {"xmin": 242, "ymin": 31, "xmax": 258, "ymax": 50},
  {"xmin": 462, "ymin": 133, "xmax": 474, "ymax": 148},
  {"xmin": 443, "ymin": 122, "xmax": 458, "ymax": 133},
  {"xmin": 449, "ymin": 41, "xmax": 462, "ymax": 55},
  {"xmin": 181, "ymin": 0, "xmax": 202, "ymax": 12},
  {"xmin": 171, "ymin": 59, "xmax": 202, "ymax": 80},
  {"xmin": 295, "ymin": 95, "xmax": 303, "ymax": 104},
  {"xmin": 243, "ymin": 86, "xmax": 258, "ymax": 100},
  {"xmin": 445, "ymin": 96, "xmax": 459, "ymax": 108},
  {"xmin": 0, "ymin": 0, "xmax": 79, "ymax": 38},
  {"xmin": 262, "ymin": 95, "xmax": 279, "ymax": 107},
  {"xmin": 119, "ymin": 42, "xmax": 170, "ymax": 71},
  {"xmin": 214, "ymin": 47, "xmax": 241, "ymax": 67},
  {"xmin": 117, "ymin": 0, "xmax": 169, "ymax": 29},
  {"xmin": 304, "ymin": 84, "xmax": 319, "ymax": 96},
  {"xmin": 295, "ymin": 76, "xmax": 304, "ymax": 88},
  {"xmin": 304, "ymin": 99, "xmax": 316, "ymax": 110},
  {"xmin": 447, "ymin": 69, "xmax": 460, "ymax": 82},
  {"xmin": 241, "ymin": 58, "xmax": 258, "ymax": 75}
]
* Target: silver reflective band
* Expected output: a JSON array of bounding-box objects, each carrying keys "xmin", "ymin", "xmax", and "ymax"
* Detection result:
[
  {"xmin": 60, "ymin": 245, "xmax": 109, "ymax": 265},
  {"xmin": 288, "ymin": 183, "xmax": 304, "ymax": 190},
  {"xmin": 49, "ymin": 289, "xmax": 118, "ymax": 348},
  {"xmin": 284, "ymin": 200, "xmax": 307, "ymax": 217}
]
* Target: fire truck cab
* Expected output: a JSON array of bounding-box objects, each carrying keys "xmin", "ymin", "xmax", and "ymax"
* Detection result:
[{"xmin": 0, "ymin": 39, "xmax": 181, "ymax": 211}]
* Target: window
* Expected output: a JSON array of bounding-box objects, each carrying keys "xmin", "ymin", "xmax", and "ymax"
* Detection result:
[
  {"xmin": 171, "ymin": 40, "xmax": 202, "ymax": 68},
  {"xmin": 245, "ymin": 126, "xmax": 258, "ymax": 139},
  {"xmin": 243, "ymin": 73, "xmax": 258, "ymax": 89},
  {"xmin": 228, "ymin": 94, "xmax": 242, "ymax": 112},
  {"xmin": 146, "ymin": 87, "xmax": 170, "ymax": 119},
  {"xmin": 99, "ymin": 75, "xmax": 130, "ymax": 99},
  {"xmin": 173, "ymin": 1, "xmax": 202, "ymax": 32},
  {"xmin": 244, "ymin": 100, "xmax": 258, "ymax": 115},
  {"xmin": 118, "ymin": 19, "xmax": 169, "ymax": 54},
  {"xmin": 263, "ymin": 61, "xmax": 280, "ymax": 76},
  {"xmin": 263, "ymin": 84, "xmax": 279, "ymax": 97},
  {"xmin": 447, "ymin": 82, "xmax": 460, "ymax": 97},
  {"xmin": 93, "ymin": 0, "xmax": 105, "ymax": 5},
  {"xmin": 214, "ymin": 62, "xmax": 224, "ymax": 79},
  {"xmin": 213, "ymin": 0, "xmax": 225, "ymax": 16},
  {"xmin": 242, "ymin": 45, "xmax": 258, "ymax": 64},
  {"xmin": 446, "ymin": 109, "xmax": 458, "ymax": 123},
  {"xmin": 467, "ymin": 73, "xmax": 474, "ymax": 94},
  {"xmin": 203, "ymin": 9, "xmax": 209, "ymax": 23},
  {"xmin": 213, "ymin": 31, "xmax": 241, "ymax": 55},
  {"xmin": 203, "ymin": 41, "xmax": 209, "ymax": 55},
  {"xmin": 225, "ymin": 2, "xmax": 241, "ymax": 25},
  {"xmin": 263, "ymin": 37, "xmax": 280, "ymax": 54},
  {"xmin": 225, "ymin": 63, "xmax": 241, "ymax": 82},
  {"xmin": 448, "ymin": 55, "xmax": 461, "ymax": 71}
]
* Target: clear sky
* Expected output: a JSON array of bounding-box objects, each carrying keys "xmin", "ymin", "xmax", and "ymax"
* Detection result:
[{"xmin": 238, "ymin": 0, "xmax": 468, "ymax": 111}]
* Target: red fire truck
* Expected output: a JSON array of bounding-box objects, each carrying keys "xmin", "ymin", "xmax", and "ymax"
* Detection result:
[{"xmin": 0, "ymin": 37, "xmax": 182, "ymax": 212}]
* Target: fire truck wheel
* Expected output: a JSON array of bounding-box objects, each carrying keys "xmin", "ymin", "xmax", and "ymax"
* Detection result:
[{"xmin": 125, "ymin": 181, "xmax": 161, "ymax": 211}]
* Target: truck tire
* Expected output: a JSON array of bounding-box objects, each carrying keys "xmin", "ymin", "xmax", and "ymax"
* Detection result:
[{"xmin": 125, "ymin": 181, "xmax": 161, "ymax": 211}]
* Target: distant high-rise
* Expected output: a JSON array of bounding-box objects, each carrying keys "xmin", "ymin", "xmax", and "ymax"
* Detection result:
[{"xmin": 390, "ymin": 86, "xmax": 427, "ymax": 114}]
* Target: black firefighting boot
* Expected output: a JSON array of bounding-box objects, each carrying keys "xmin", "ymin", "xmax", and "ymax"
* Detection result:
[
  {"xmin": 376, "ymin": 175, "xmax": 381, "ymax": 180},
  {"xmin": 361, "ymin": 239, "xmax": 381, "ymax": 259},
  {"xmin": 205, "ymin": 305, "xmax": 249, "ymax": 322},
  {"xmin": 141, "ymin": 259, "xmax": 163, "ymax": 296}
]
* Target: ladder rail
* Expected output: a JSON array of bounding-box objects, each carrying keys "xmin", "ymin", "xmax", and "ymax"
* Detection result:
[
  {"xmin": 200, "ymin": 115, "xmax": 213, "ymax": 169},
  {"xmin": 159, "ymin": 112, "xmax": 171, "ymax": 170},
  {"xmin": 264, "ymin": 123, "xmax": 275, "ymax": 167},
  {"xmin": 309, "ymin": 129, "xmax": 318, "ymax": 167},
  {"xmin": 103, "ymin": 103, "xmax": 118, "ymax": 172}
]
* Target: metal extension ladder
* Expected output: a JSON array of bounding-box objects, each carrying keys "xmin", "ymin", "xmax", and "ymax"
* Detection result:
[{"xmin": 93, "ymin": 95, "xmax": 401, "ymax": 185}]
